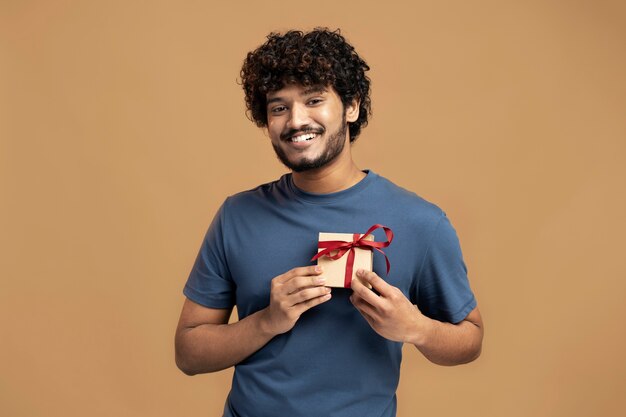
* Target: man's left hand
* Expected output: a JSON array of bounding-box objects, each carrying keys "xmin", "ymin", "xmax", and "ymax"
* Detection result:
[{"xmin": 350, "ymin": 269, "xmax": 427, "ymax": 344}]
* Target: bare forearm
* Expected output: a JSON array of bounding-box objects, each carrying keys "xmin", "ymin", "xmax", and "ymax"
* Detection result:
[
  {"xmin": 411, "ymin": 315, "xmax": 483, "ymax": 366},
  {"xmin": 349, "ymin": 270, "xmax": 484, "ymax": 366},
  {"xmin": 175, "ymin": 267, "xmax": 331, "ymax": 375},
  {"xmin": 175, "ymin": 308, "xmax": 275, "ymax": 375}
]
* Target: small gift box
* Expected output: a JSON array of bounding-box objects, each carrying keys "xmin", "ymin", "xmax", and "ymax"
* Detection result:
[
  {"xmin": 316, "ymin": 232, "xmax": 375, "ymax": 288},
  {"xmin": 311, "ymin": 224, "xmax": 394, "ymax": 289}
]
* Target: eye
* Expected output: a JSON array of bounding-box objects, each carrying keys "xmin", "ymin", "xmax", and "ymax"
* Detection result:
[
  {"xmin": 270, "ymin": 105, "xmax": 287, "ymax": 113},
  {"xmin": 307, "ymin": 98, "xmax": 323, "ymax": 106}
]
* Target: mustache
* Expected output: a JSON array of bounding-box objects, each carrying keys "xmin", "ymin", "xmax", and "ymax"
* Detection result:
[{"xmin": 280, "ymin": 127, "xmax": 325, "ymax": 141}]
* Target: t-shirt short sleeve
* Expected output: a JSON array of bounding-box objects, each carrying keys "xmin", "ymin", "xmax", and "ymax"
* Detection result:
[
  {"xmin": 183, "ymin": 201, "xmax": 235, "ymax": 309},
  {"xmin": 414, "ymin": 212, "xmax": 476, "ymax": 323}
]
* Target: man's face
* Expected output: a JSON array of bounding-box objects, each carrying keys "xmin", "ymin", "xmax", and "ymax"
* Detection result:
[{"xmin": 265, "ymin": 84, "xmax": 356, "ymax": 173}]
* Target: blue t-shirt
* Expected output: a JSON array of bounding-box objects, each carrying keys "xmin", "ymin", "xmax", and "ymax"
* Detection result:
[{"xmin": 184, "ymin": 170, "xmax": 476, "ymax": 417}]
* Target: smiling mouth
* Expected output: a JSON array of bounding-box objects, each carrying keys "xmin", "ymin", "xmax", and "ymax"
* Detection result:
[{"xmin": 289, "ymin": 132, "xmax": 318, "ymax": 143}]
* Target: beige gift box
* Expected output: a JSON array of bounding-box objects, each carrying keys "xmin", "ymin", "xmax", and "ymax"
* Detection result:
[{"xmin": 315, "ymin": 232, "xmax": 374, "ymax": 288}]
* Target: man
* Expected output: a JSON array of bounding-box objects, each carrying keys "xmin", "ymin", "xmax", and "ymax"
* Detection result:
[{"xmin": 175, "ymin": 28, "xmax": 483, "ymax": 417}]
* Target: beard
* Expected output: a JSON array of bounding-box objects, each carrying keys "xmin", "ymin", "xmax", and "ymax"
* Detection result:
[{"xmin": 272, "ymin": 114, "xmax": 348, "ymax": 173}]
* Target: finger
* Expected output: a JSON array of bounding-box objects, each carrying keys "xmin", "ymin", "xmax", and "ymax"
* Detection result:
[
  {"xmin": 350, "ymin": 294, "xmax": 380, "ymax": 321},
  {"xmin": 351, "ymin": 274, "xmax": 384, "ymax": 307},
  {"xmin": 275, "ymin": 265, "xmax": 323, "ymax": 285},
  {"xmin": 358, "ymin": 308, "xmax": 373, "ymax": 322},
  {"xmin": 352, "ymin": 300, "xmax": 377, "ymax": 327},
  {"xmin": 283, "ymin": 273, "xmax": 326, "ymax": 295},
  {"xmin": 356, "ymin": 269, "xmax": 393, "ymax": 297},
  {"xmin": 288, "ymin": 286, "xmax": 331, "ymax": 306},
  {"xmin": 292, "ymin": 291, "xmax": 332, "ymax": 315}
]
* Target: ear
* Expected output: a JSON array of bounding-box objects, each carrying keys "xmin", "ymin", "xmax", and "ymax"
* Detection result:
[{"xmin": 345, "ymin": 98, "xmax": 360, "ymax": 123}]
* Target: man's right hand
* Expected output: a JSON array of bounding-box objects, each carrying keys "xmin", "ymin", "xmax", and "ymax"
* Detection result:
[
  {"xmin": 176, "ymin": 265, "xmax": 331, "ymax": 375},
  {"xmin": 260, "ymin": 265, "xmax": 332, "ymax": 335}
]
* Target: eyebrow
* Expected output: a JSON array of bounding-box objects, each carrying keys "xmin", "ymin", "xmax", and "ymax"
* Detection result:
[
  {"xmin": 266, "ymin": 86, "xmax": 328, "ymax": 105},
  {"xmin": 302, "ymin": 86, "xmax": 327, "ymax": 95}
]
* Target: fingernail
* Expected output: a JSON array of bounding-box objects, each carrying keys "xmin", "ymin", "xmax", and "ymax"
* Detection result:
[
  {"xmin": 315, "ymin": 265, "xmax": 322, "ymax": 273},
  {"xmin": 316, "ymin": 277, "xmax": 326, "ymax": 284},
  {"xmin": 356, "ymin": 269, "xmax": 364, "ymax": 276}
]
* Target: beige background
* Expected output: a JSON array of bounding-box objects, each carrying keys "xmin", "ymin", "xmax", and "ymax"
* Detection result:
[{"xmin": 1, "ymin": 1, "xmax": 625, "ymax": 416}]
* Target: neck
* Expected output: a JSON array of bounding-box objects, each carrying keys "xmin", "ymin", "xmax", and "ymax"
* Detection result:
[{"xmin": 291, "ymin": 146, "xmax": 366, "ymax": 194}]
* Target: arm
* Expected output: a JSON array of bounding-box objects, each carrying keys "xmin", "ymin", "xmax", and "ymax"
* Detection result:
[
  {"xmin": 175, "ymin": 300, "xmax": 265, "ymax": 375},
  {"xmin": 350, "ymin": 269, "xmax": 483, "ymax": 366},
  {"xmin": 175, "ymin": 265, "xmax": 332, "ymax": 375},
  {"xmin": 409, "ymin": 305, "xmax": 483, "ymax": 365}
]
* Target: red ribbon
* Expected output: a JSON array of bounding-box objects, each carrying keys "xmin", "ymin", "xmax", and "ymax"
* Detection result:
[{"xmin": 310, "ymin": 224, "xmax": 394, "ymax": 288}]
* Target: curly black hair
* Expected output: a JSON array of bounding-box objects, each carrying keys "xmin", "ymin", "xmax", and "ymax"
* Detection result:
[{"xmin": 240, "ymin": 28, "xmax": 371, "ymax": 142}]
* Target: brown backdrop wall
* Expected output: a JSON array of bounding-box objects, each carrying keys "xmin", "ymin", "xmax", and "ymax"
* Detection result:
[{"xmin": 2, "ymin": 1, "xmax": 625, "ymax": 416}]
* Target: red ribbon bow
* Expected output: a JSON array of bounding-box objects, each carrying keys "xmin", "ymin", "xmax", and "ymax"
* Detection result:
[{"xmin": 310, "ymin": 224, "xmax": 394, "ymax": 288}]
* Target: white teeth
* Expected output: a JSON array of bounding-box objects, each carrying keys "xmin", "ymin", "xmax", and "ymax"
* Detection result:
[{"xmin": 291, "ymin": 133, "xmax": 316, "ymax": 142}]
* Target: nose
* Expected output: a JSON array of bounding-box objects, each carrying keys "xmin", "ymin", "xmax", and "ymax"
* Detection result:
[{"xmin": 286, "ymin": 102, "xmax": 311, "ymax": 130}]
